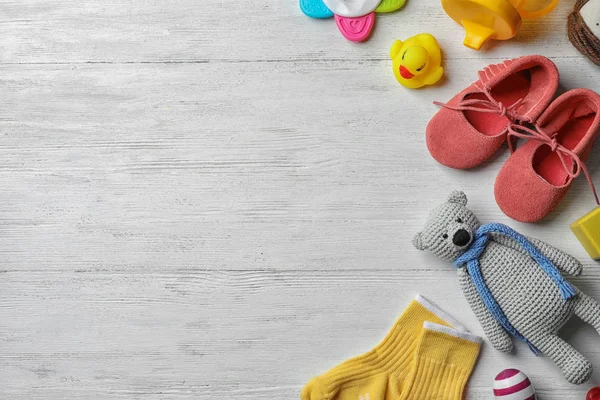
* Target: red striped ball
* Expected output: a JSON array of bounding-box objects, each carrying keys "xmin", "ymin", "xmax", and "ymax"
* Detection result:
[{"xmin": 493, "ymin": 369, "xmax": 536, "ymax": 400}]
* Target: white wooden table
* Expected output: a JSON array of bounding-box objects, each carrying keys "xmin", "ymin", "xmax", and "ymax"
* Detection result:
[{"xmin": 2, "ymin": 1, "xmax": 600, "ymax": 399}]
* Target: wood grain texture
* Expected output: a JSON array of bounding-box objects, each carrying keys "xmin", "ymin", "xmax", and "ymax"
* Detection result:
[{"xmin": 1, "ymin": 0, "xmax": 600, "ymax": 399}]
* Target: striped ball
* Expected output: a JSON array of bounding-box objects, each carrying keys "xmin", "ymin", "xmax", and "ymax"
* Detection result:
[{"xmin": 493, "ymin": 369, "xmax": 536, "ymax": 400}]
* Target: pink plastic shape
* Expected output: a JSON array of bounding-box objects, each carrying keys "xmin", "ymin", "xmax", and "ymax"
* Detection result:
[{"xmin": 334, "ymin": 13, "xmax": 375, "ymax": 42}]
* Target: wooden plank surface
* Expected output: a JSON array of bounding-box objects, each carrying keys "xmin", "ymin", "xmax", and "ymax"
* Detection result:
[{"xmin": 1, "ymin": 0, "xmax": 600, "ymax": 399}]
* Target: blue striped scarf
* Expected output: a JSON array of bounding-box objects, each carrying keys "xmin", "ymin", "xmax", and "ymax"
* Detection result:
[{"xmin": 454, "ymin": 223, "xmax": 577, "ymax": 355}]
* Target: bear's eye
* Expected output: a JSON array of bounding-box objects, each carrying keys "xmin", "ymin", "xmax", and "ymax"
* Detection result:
[
  {"xmin": 442, "ymin": 233, "xmax": 448, "ymax": 239},
  {"xmin": 456, "ymin": 217, "xmax": 463, "ymax": 223}
]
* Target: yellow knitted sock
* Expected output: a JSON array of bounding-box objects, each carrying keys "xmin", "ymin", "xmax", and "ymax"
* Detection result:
[
  {"xmin": 399, "ymin": 322, "xmax": 481, "ymax": 400},
  {"xmin": 300, "ymin": 295, "xmax": 471, "ymax": 400}
]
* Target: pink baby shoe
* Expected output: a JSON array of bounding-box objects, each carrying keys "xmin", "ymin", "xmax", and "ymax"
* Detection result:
[
  {"xmin": 426, "ymin": 55, "xmax": 559, "ymax": 169},
  {"xmin": 495, "ymin": 88, "xmax": 600, "ymax": 222}
]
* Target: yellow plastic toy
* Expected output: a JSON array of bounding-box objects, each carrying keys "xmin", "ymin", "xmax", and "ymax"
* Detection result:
[
  {"xmin": 390, "ymin": 34, "xmax": 444, "ymax": 89},
  {"xmin": 571, "ymin": 207, "xmax": 600, "ymax": 260},
  {"xmin": 442, "ymin": 0, "xmax": 559, "ymax": 50}
]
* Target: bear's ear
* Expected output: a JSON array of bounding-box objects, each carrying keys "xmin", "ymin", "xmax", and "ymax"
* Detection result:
[
  {"xmin": 413, "ymin": 232, "xmax": 426, "ymax": 251},
  {"xmin": 447, "ymin": 190, "xmax": 467, "ymax": 206}
]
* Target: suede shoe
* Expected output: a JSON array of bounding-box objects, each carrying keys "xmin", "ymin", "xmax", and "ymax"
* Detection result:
[
  {"xmin": 495, "ymin": 88, "xmax": 600, "ymax": 222},
  {"xmin": 426, "ymin": 55, "xmax": 559, "ymax": 169}
]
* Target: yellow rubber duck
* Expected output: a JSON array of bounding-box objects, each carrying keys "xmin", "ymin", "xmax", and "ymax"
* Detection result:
[{"xmin": 390, "ymin": 33, "xmax": 444, "ymax": 89}]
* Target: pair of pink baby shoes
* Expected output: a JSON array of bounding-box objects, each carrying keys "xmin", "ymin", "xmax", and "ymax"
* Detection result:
[{"xmin": 427, "ymin": 55, "xmax": 600, "ymax": 223}]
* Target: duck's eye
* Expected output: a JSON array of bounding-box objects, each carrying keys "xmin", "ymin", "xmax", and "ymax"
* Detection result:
[
  {"xmin": 416, "ymin": 63, "xmax": 426, "ymax": 72},
  {"xmin": 456, "ymin": 218, "xmax": 463, "ymax": 223},
  {"xmin": 402, "ymin": 51, "xmax": 406, "ymax": 60},
  {"xmin": 442, "ymin": 233, "xmax": 448, "ymax": 239}
]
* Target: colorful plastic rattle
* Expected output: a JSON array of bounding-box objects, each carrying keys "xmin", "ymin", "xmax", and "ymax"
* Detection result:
[
  {"xmin": 390, "ymin": 34, "xmax": 444, "ymax": 89},
  {"xmin": 442, "ymin": 0, "xmax": 559, "ymax": 49},
  {"xmin": 300, "ymin": 0, "xmax": 406, "ymax": 42}
]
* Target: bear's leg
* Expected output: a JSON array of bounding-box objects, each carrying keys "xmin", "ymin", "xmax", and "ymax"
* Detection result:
[
  {"xmin": 572, "ymin": 292, "xmax": 600, "ymax": 334},
  {"xmin": 531, "ymin": 334, "xmax": 592, "ymax": 384}
]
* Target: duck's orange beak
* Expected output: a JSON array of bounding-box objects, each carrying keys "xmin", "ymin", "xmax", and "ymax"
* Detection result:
[{"xmin": 399, "ymin": 65, "xmax": 414, "ymax": 79}]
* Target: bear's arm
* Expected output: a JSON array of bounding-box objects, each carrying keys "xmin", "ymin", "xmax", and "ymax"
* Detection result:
[
  {"xmin": 490, "ymin": 232, "xmax": 583, "ymax": 277},
  {"xmin": 457, "ymin": 267, "xmax": 514, "ymax": 353}
]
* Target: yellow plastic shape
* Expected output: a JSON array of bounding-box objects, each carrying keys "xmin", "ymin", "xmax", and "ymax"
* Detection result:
[
  {"xmin": 390, "ymin": 33, "xmax": 444, "ymax": 89},
  {"xmin": 509, "ymin": 0, "xmax": 559, "ymax": 18},
  {"xmin": 442, "ymin": 0, "xmax": 522, "ymax": 50},
  {"xmin": 571, "ymin": 207, "xmax": 600, "ymax": 260}
]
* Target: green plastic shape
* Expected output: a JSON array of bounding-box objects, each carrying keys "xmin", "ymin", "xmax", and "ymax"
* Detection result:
[{"xmin": 376, "ymin": 0, "xmax": 407, "ymax": 12}]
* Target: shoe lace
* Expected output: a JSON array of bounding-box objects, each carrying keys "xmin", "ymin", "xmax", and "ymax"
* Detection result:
[
  {"xmin": 507, "ymin": 123, "xmax": 600, "ymax": 205},
  {"xmin": 433, "ymin": 87, "xmax": 526, "ymax": 121}
]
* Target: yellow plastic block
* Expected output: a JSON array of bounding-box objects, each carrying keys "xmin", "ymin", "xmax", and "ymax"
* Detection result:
[{"xmin": 571, "ymin": 207, "xmax": 600, "ymax": 260}]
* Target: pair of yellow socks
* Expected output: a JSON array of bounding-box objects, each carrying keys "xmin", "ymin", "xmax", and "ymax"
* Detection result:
[{"xmin": 301, "ymin": 295, "xmax": 482, "ymax": 400}]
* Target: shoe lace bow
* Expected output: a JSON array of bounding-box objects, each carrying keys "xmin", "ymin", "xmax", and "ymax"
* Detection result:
[{"xmin": 433, "ymin": 87, "xmax": 526, "ymax": 122}]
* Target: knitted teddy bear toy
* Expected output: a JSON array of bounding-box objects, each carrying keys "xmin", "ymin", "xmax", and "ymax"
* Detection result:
[{"xmin": 413, "ymin": 191, "xmax": 600, "ymax": 384}]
